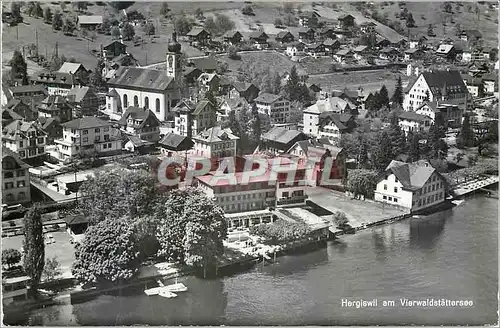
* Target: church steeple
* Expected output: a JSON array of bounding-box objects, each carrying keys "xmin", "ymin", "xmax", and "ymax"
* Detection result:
[{"xmin": 166, "ymin": 29, "xmax": 182, "ymax": 81}]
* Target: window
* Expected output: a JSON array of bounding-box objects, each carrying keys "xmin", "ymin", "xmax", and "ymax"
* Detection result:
[
  {"xmin": 83, "ymin": 130, "xmax": 88, "ymax": 134},
  {"xmin": 394, "ymin": 198, "xmax": 398, "ymax": 203},
  {"xmin": 17, "ymin": 170, "xmax": 25, "ymax": 177},
  {"xmin": 104, "ymin": 135, "xmax": 109, "ymax": 141},
  {"xmin": 108, "ymin": 103, "xmax": 111, "ymax": 110},
  {"xmin": 37, "ymin": 137, "xmax": 44, "ymax": 144},
  {"xmin": 17, "ymin": 181, "xmax": 25, "ymax": 188},
  {"xmin": 18, "ymin": 192, "xmax": 26, "ymax": 200},
  {"xmin": 95, "ymin": 128, "xmax": 100, "ymax": 133},
  {"xmin": 395, "ymin": 178, "xmax": 399, "ymax": 183},
  {"xmin": 5, "ymin": 182, "xmax": 14, "ymax": 189},
  {"xmin": 156, "ymin": 98, "xmax": 160, "ymax": 112},
  {"xmin": 6, "ymin": 193, "xmax": 14, "ymax": 202},
  {"xmin": 394, "ymin": 187, "xmax": 398, "ymax": 193},
  {"xmin": 383, "ymin": 184, "xmax": 387, "ymax": 190},
  {"xmin": 96, "ymin": 136, "xmax": 100, "ymax": 142},
  {"xmin": 108, "ymin": 143, "xmax": 112, "ymax": 148},
  {"xmin": 83, "ymin": 137, "xmax": 88, "ymax": 142},
  {"xmin": 19, "ymin": 141, "xmax": 23, "ymax": 148},
  {"xmin": 383, "ymin": 195, "xmax": 387, "ymax": 200},
  {"xmin": 432, "ymin": 185, "xmax": 435, "ymax": 191},
  {"xmin": 4, "ymin": 172, "xmax": 14, "ymax": 178},
  {"xmin": 103, "ymin": 144, "xmax": 107, "ymax": 149},
  {"xmin": 134, "ymin": 95, "xmax": 139, "ymax": 107},
  {"xmin": 144, "ymin": 97, "xmax": 149, "ymax": 109},
  {"xmin": 123, "ymin": 94, "xmax": 128, "ymax": 108},
  {"xmin": 388, "ymin": 196, "xmax": 392, "ymax": 201}
]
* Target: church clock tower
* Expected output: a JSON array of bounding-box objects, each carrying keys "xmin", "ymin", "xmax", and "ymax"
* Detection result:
[{"xmin": 166, "ymin": 31, "xmax": 182, "ymax": 81}]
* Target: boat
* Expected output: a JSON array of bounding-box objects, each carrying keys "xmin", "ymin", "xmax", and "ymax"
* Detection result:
[
  {"xmin": 165, "ymin": 278, "xmax": 188, "ymax": 292},
  {"xmin": 411, "ymin": 215, "xmax": 422, "ymax": 219},
  {"xmin": 158, "ymin": 290, "xmax": 177, "ymax": 298},
  {"xmin": 144, "ymin": 287, "xmax": 162, "ymax": 296},
  {"xmin": 451, "ymin": 199, "xmax": 465, "ymax": 206}
]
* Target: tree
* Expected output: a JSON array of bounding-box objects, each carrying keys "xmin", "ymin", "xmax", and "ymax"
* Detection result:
[
  {"xmin": 195, "ymin": 8, "xmax": 204, "ymax": 19},
  {"xmin": 122, "ymin": 23, "xmax": 135, "ymax": 41},
  {"xmin": 333, "ymin": 211, "xmax": 349, "ymax": 228},
  {"xmin": 373, "ymin": 131, "xmax": 393, "ymax": 171},
  {"xmin": 406, "ymin": 13, "xmax": 415, "ymax": 27},
  {"xmin": 43, "ymin": 6, "xmax": 53, "ymax": 23},
  {"xmin": 283, "ymin": 2, "xmax": 294, "ymax": 13},
  {"xmin": 63, "ymin": 17, "xmax": 76, "ymax": 35},
  {"xmin": 174, "ymin": 15, "xmax": 192, "ymax": 36},
  {"xmin": 227, "ymin": 45, "xmax": 240, "ymax": 60},
  {"xmin": 72, "ymin": 216, "xmax": 140, "ymax": 285},
  {"xmin": 42, "ymin": 257, "xmax": 62, "ymax": 282},
  {"xmin": 9, "ymin": 50, "xmax": 28, "ymax": 85},
  {"xmin": 456, "ymin": 113, "xmax": 475, "ymax": 148},
  {"xmin": 33, "ymin": 3, "xmax": 44, "ymax": 18},
  {"xmin": 285, "ymin": 65, "xmax": 301, "ymax": 101},
  {"xmin": 391, "ymin": 76, "xmax": 403, "ymax": 106},
  {"xmin": 272, "ymin": 71, "xmax": 281, "ymax": 95},
  {"xmin": 408, "ymin": 132, "xmax": 421, "ymax": 162},
  {"xmin": 274, "ymin": 18, "xmax": 283, "ymax": 27},
  {"xmin": 110, "ymin": 26, "xmax": 121, "ymax": 39},
  {"xmin": 73, "ymin": 1, "xmax": 88, "ymax": 12},
  {"xmin": 427, "ymin": 24, "xmax": 434, "ymax": 36},
  {"xmin": 52, "ymin": 10, "xmax": 63, "ymax": 30},
  {"xmin": 23, "ymin": 206, "xmax": 45, "ymax": 292},
  {"xmin": 443, "ymin": 2, "xmax": 452, "ymax": 13},
  {"xmin": 160, "ymin": 2, "xmax": 170, "ymax": 17},
  {"xmin": 11, "ymin": 2, "xmax": 22, "ymax": 22},
  {"xmin": 144, "ymin": 22, "xmax": 155, "ymax": 36},
  {"xmin": 155, "ymin": 188, "xmax": 227, "ymax": 274},
  {"xmin": 204, "ymin": 16, "xmax": 217, "ymax": 35},
  {"xmin": 284, "ymin": 13, "xmax": 297, "ymax": 27},
  {"xmin": 26, "ymin": 2, "xmax": 35, "ymax": 17},
  {"xmin": 346, "ymin": 169, "xmax": 379, "ymax": 199},
  {"xmin": 360, "ymin": 31, "xmax": 377, "ymax": 48},
  {"xmin": 2, "ymin": 248, "xmax": 22, "ymax": 269},
  {"xmin": 388, "ymin": 122, "xmax": 407, "ymax": 156},
  {"xmin": 89, "ymin": 59, "xmax": 107, "ymax": 92},
  {"xmin": 379, "ymin": 85, "xmax": 389, "ymax": 108},
  {"xmin": 241, "ymin": 5, "xmax": 254, "ymax": 16},
  {"xmin": 250, "ymin": 103, "xmax": 262, "ymax": 145},
  {"xmin": 425, "ymin": 124, "xmax": 448, "ymax": 160},
  {"xmin": 78, "ymin": 169, "xmax": 158, "ymax": 225}
]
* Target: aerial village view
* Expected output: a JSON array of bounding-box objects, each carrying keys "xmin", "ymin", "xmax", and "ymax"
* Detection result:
[{"xmin": 0, "ymin": 0, "xmax": 498, "ymax": 326}]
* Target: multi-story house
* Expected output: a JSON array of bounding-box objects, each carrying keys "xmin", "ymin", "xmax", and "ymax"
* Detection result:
[
  {"xmin": 229, "ymin": 82, "xmax": 260, "ymax": 102},
  {"xmin": 2, "ymin": 99, "xmax": 37, "ymax": 122},
  {"xmin": 303, "ymin": 97, "xmax": 356, "ymax": 136},
  {"xmin": 54, "ymin": 117, "xmax": 121, "ymax": 162},
  {"xmin": 249, "ymin": 31, "xmax": 269, "ymax": 49},
  {"xmin": 186, "ymin": 27, "xmax": 211, "ymax": 47},
  {"xmin": 258, "ymin": 126, "xmax": 308, "ymax": 155},
  {"xmin": 254, "ymin": 93, "xmax": 290, "ymax": 125},
  {"xmin": 374, "ymin": 160, "xmax": 447, "ymax": 212},
  {"xmin": 2, "ymin": 120, "xmax": 47, "ymax": 165},
  {"xmin": 31, "ymin": 71, "xmax": 82, "ymax": 96},
  {"xmin": 223, "ymin": 30, "xmax": 243, "ymax": 45},
  {"xmin": 2, "ymin": 149, "xmax": 31, "ymax": 205},
  {"xmin": 37, "ymin": 95, "xmax": 73, "ymax": 123},
  {"xmin": 2, "ymin": 84, "xmax": 48, "ymax": 106},
  {"xmin": 397, "ymin": 111, "xmax": 433, "ymax": 135},
  {"xmin": 192, "ymin": 126, "xmax": 239, "ymax": 159},
  {"xmin": 159, "ymin": 133, "xmax": 194, "ymax": 158},
  {"xmin": 118, "ymin": 106, "xmax": 161, "ymax": 142},
  {"xmin": 66, "ymin": 86, "xmax": 99, "ymax": 118},
  {"xmin": 298, "ymin": 11, "xmax": 320, "ymax": 28},
  {"xmin": 317, "ymin": 113, "xmax": 356, "ymax": 145},
  {"xmin": 286, "ymin": 41, "xmax": 306, "ymax": 57},
  {"xmin": 173, "ymin": 99, "xmax": 217, "ymax": 138},
  {"xmin": 276, "ymin": 31, "xmax": 295, "ymax": 44},
  {"xmin": 297, "ymin": 27, "xmax": 315, "ymax": 43},
  {"xmin": 402, "ymin": 70, "xmax": 468, "ymax": 112},
  {"xmin": 415, "ymin": 101, "xmax": 463, "ymax": 128}
]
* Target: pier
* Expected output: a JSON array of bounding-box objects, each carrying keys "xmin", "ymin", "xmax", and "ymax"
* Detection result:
[{"xmin": 451, "ymin": 175, "xmax": 499, "ymax": 198}]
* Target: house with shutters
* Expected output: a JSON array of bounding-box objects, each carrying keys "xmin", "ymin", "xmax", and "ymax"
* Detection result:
[
  {"xmin": 337, "ymin": 14, "xmax": 355, "ymax": 29},
  {"xmin": 415, "ymin": 101, "xmax": 463, "ymax": 128},
  {"xmin": 374, "ymin": 160, "xmax": 447, "ymax": 212},
  {"xmin": 360, "ymin": 22, "xmax": 376, "ymax": 33},
  {"xmin": 254, "ymin": 93, "xmax": 291, "ymax": 125},
  {"xmin": 323, "ymin": 38, "xmax": 341, "ymax": 56},
  {"xmin": 102, "ymin": 40, "xmax": 127, "ymax": 59},
  {"xmin": 172, "ymin": 99, "xmax": 216, "ymax": 138},
  {"xmin": 298, "ymin": 11, "xmax": 320, "ymax": 27},
  {"xmin": 318, "ymin": 27, "xmax": 336, "ymax": 40},
  {"xmin": 286, "ymin": 41, "xmax": 306, "ymax": 57},
  {"xmin": 2, "ymin": 84, "xmax": 48, "ymax": 106},
  {"xmin": 192, "ymin": 126, "xmax": 239, "ymax": 159},
  {"xmin": 333, "ymin": 48, "xmax": 354, "ymax": 63},
  {"xmin": 222, "ymin": 30, "xmax": 243, "ymax": 45},
  {"xmin": 230, "ymin": 82, "xmax": 260, "ymax": 102},
  {"xmin": 32, "ymin": 71, "xmax": 82, "ymax": 96},
  {"xmin": 258, "ymin": 126, "xmax": 308, "ymax": 155},
  {"xmin": 66, "ymin": 86, "xmax": 98, "ymax": 118},
  {"xmin": 303, "ymin": 97, "xmax": 356, "ymax": 137},
  {"xmin": 402, "ymin": 70, "xmax": 468, "ymax": 112},
  {"xmin": 297, "ymin": 27, "xmax": 315, "ymax": 43},
  {"xmin": 249, "ymin": 31, "xmax": 269, "ymax": 49},
  {"xmin": 317, "ymin": 113, "xmax": 356, "ymax": 144},
  {"xmin": 2, "ymin": 120, "xmax": 47, "ymax": 165},
  {"xmin": 2, "ymin": 149, "xmax": 31, "ymax": 205},
  {"xmin": 186, "ymin": 27, "xmax": 211, "ymax": 46},
  {"xmin": 159, "ymin": 133, "xmax": 194, "ymax": 157},
  {"xmin": 118, "ymin": 106, "xmax": 161, "ymax": 143},
  {"xmin": 276, "ymin": 31, "xmax": 295, "ymax": 44},
  {"xmin": 397, "ymin": 111, "xmax": 433, "ymax": 135},
  {"xmin": 37, "ymin": 95, "xmax": 73, "ymax": 123}
]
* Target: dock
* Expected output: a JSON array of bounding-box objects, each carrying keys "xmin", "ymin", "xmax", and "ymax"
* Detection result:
[{"xmin": 451, "ymin": 175, "xmax": 498, "ymax": 198}]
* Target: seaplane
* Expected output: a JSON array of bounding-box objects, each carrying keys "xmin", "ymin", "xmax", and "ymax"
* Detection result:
[{"xmin": 144, "ymin": 277, "xmax": 188, "ymax": 298}]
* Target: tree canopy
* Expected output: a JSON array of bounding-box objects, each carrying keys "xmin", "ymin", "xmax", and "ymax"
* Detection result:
[
  {"xmin": 23, "ymin": 206, "xmax": 45, "ymax": 291},
  {"xmin": 9, "ymin": 50, "xmax": 28, "ymax": 85}
]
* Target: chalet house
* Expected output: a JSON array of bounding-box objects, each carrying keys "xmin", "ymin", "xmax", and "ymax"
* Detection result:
[
  {"xmin": 379, "ymin": 48, "xmax": 401, "ymax": 61},
  {"xmin": 307, "ymin": 83, "xmax": 322, "ymax": 96},
  {"xmin": 297, "ymin": 27, "xmax": 315, "ymax": 43},
  {"xmin": 230, "ymin": 82, "xmax": 260, "ymax": 102},
  {"xmin": 32, "ymin": 71, "xmax": 82, "ymax": 96},
  {"xmin": 375, "ymin": 37, "xmax": 391, "ymax": 49},
  {"xmin": 249, "ymin": 31, "xmax": 269, "ymax": 50},
  {"xmin": 258, "ymin": 126, "xmax": 308, "ymax": 154},
  {"xmin": 2, "ymin": 149, "xmax": 31, "ymax": 205},
  {"xmin": 403, "ymin": 70, "xmax": 468, "ymax": 112},
  {"xmin": 254, "ymin": 93, "xmax": 290, "ymax": 125},
  {"xmin": 482, "ymin": 73, "xmax": 498, "ymax": 95},
  {"xmin": 462, "ymin": 75, "xmax": 483, "ymax": 98},
  {"xmin": 58, "ymin": 62, "xmax": 88, "ymax": 76},
  {"xmin": 360, "ymin": 22, "xmax": 376, "ymax": 33},
  {"xmin": 186, "ymin": 27, "xmax": 211, "ymax": 47},
  {"xmin": 102, "ymin": 41, "xmax": 127, "ymax": 59},
  {"xmin": 298, "ymin": 11, "xmax": 320, "ymax": 28},
  {"xmin": 353, "ymin": 45, "xmax": 369, "ymax": 60},
  {"xmin": 306, "ymin": 43, "xmax": 325, "ymax": 58},
  {"xmin": 172, "ymin": 99, "xmax": 216, "ymax": 138},
  {"xmin": 197, "ymin": 73, "xmax": 220, "ymax": 93},
  {"xmin": 460, "ymin": 29, "xmax": 482, "ymax": 42},
  {"xmin": 317, "ymin": 113, "xmax": 356, "ymax": 144},
  {"xmin": 118, "ymin": 106, "xmax": 161, "ymax": 142},
  {"xmin": 286, "ymin": 41, "xmax": 305, "ymax": 57},
  {"xmin": 276, "ymin": 31, "xmax": 295, "ymax": 44},
  {"xmin": 3, "ymin": 99, "xmax": 36, "ymax": 122},
  {"xmin": 415, "ymin": 101, "xmax": 463, "ymax": 128},
  {"xmin": 333, "ymin": 48, "xmax": 354, "ymax": 63},
  {"xmin": 409, "ymin": 36, "xmax": 428, "ymax": 49},
  {"xmin": 54, "ymin": 117, "xmax": 122, "ymax": 162},
  {"xmin": 337, "ymin": 15, "xmax": 355, "ymax": 29},
  {"xmin": 159, "ymin": 133, "xmax": 194, "ymax": 157},
  {"xmin": 37, "ymin": 116, "xmax": 61, "ymax": 144},
  {"xmin": 2, "ymin": 120, "xmax": 47, "ymax": 165},
  {"xmin": 318, "ymin": 27, "xmax": 336, "ymax": 40},
  {"xmin": 323, "ymin": 39, "xmax": 341, "ymax": 56},
  {"xmin": 303, "ymin": 97, "xmax": 356, "ymax": 136},
  {"xmin": 374, "ymin": 160, "xmax": 447, "ymax": 212},
  {"xmin": 404, "ymin": 48, "xmax": 424, "ymax": 61},
  {"xmin": 435, "ymin": 44, "xmax": 456, "ymax": 60},
  {"xmin": 193, "ymin": 126, "xmax": 239, "ymax": 159},
  {"xmin": 183, "ymin": 67, "xmax": 202, "ymax": 85},
  {"xmin": 219, "ymin": 96, "xmax": 249, "ymax": 121},
  {"xmin": 37, "ymin": 95, "xmax": 73, "ymax": 123},
  {"xmin": 66, "ymin": 86, "xmax": 98, "ymax": 118},
  {"xmin": 398, "ymin": 111, "xmax": 432, "ymax": 135},
  {"xmin": 78, "ymin": 15, "xmax": 103, "ymax": 30},
  {"xmin": 223, "ymin": 30, "xmax": 243, "ymax": 45},
  {"xmin": 188, "ymin": 57, "xmax": 218, "ymax": 73}
]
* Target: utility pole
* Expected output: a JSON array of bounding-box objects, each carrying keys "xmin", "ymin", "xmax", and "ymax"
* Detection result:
[
  {"xmin": 35, "ymin": 28, "xmax": 39, "ymax": 57},
  {"xmin": 16, "ymin": 25, "xmax": 19, "ymax": 40}
]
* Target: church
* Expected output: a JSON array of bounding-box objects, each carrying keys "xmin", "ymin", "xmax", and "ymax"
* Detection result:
[{"xmin": 104, "ymin": 32, "xmax": 183, "ymax": 122}]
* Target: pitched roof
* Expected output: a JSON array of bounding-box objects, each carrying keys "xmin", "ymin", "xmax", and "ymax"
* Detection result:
[
  {"xmin": 254, "ymin": 93, "xmax": 282, "ymax": 104},
  {"xmin": 323, "ymin": 38, "xmax": 339, "ymax": 46},
  {"xmin": 103, "ymin": 40, "xmax": 126, "ymax": 50},
  {"xmin": 319, "ymin": 113, "xmax": 353, "ymax": 130},
  {"xmin": 335, "ymin": 48, "xmax": 353, "ymax": 56},
  {"xmin": 61, "ymin": 116, "xmax": 110, "ymax": 130},
  {"xmin": 58, "ymin": 62, "xmax": 87, "ymax": 74},
  {"xmin": 3, "ymin": 120, "xmax": 46, "ymax": 139},
  {"xmin": 249, "ymin": 31, "xmax": 268, "ymax": 39},
  {"xmin": 304, "ymin": 97, "xmax": 353, "ymax": 114},
  {"xmin": 187, "ymin": 27, "xmax": 210, "ymax": 37},
  {"xmin": 33, "ymin": 71, "xmax": 78, "ymax": 86},
  {"xmin": 78, "ymin": 15, "xmax": 103, "ymax": 24},
  {"xmin": 189, "ymin": 57, "xmax": 218, "ymax": 71},
  {"xmin": 2, "ymin": 108, "xmax": 23, "ymax": 121},
  {"xmin": 421, "ymin": 70, "xmax": 467, "ymax": 95},
  {"xmin": 107, "ymin": 66, "xmax": 174, "ymax": 91},
  {"xmin": 194, "ymin": 126, "xmax": 239, "ymax": 143},
  {"xmin": 353, "ymin": 45, "xmax": 368, "ymax": 52},
  {"xmin": 398, "ymin": 111, "xmax": 430, "ymax": 122},
  {"xmin": 118, "ymin": 106, "xmax": 159, "ymax": 128},
  {"xmin": 261, "ymin": 127, "xmax": 304, "ymax": 144},
  {"xmin": 436, "ymin": 44, "xmax": 454, "ymax": 54},
  {"xmin": 276, "ymin": 31, "xmax": 294, "ymax": 39},
  {"xmin": 9, "ymin": 84, "xmax": 47, "ymax": 95},
  {"xmin": 2, "ymin": 148, "xmax": 31, "ymax": 169},
  {"xmin": 159, "ymin": 133, "xmax": 194, "ymax": 150},
  {"xmin": 293, "ymin": 138, "xmax": 343, "ymax": 158},
  {"xmin": 192, "ymin": 99, "xmax": 213, "ymax": 116},
  {"xmin": 66, "ymin": 86, "xmax": 93, "ymax": 103},
  {"xmin": 37, "ymin": 116, "xmax": 57, "ymax": 130},
  {"xmin": 385, "ymin": 160, "xmax": 438, "ymax": 191},
  {"xmin": 223, "ymin": 30, "xmax": 242, "ymax": 38}
]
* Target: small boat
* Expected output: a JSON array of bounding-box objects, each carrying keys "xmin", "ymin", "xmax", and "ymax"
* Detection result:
[
  {"xmin": 165, "ymin": 278, "xmax": 188, "ymax": 292},
  {"xmin": 158, "ymin": 290, "xmax": 177, "ymax": 298},
  {"xmin": 144, "ymin": 287, "xmax": 161, "ymax": 296},
  {"xmin": 411, "ymin": 215, "xmax": 422, "ymax": 219}
]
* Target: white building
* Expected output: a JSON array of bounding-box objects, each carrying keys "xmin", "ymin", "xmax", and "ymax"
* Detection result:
[
  {"xmin": 2, "ymin": 149, "xmax": 31, "ymax": 205},
  {"xmin": 254, "ymin": 93, "xmax": 290, "ymax": 125},
  {"xmin": 397, "ymin": 111, "xmax": 432, "ymax": 135},
  {"xmin": 192, "ymin": 126, "xmax": 238, "ymax": 159},
  {"xmin": 303, "ymin": 97, "xmax": 355, "ymax": 136},
  {"xmin": 172, "ymin": 99, "xmax": 217, "ymax": 138},
  {"xmin": 118, "ymin": 106, "xmax": 161, "ymax": 142},
  {"xmin": 402, "ymin": 70, "xmax": 468, "ymax": 112},
  {"xmin": 415, "ymin": 101, "xmax": 463, "ymax": 128},
  {"xmin": 54, "ymin": 117, "xmax": 122, "ymax": 162},
  {"xmin": 374, "ymin": 160, "xmax": 447, "ymax": 212},
  {"xmin": 2, "ymin": 120, "xmax": 47, "ymax": 163}
]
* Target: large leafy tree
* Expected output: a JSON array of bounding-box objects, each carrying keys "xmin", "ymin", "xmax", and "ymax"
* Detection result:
[
  {"xmin": 9, "ymin": 50, "xmax": 28, "ymax": 85},
  {"xmin": 23, "ymin": 206, "xmax": 45, "ymax": 292},
  {"xmin": 2, "ymin": 248, "xmax": 22, "ymax": 269},
  {"xmin": 52, "ymin": 10, "xmax": 63, "ymax": 30},
  {"xmin": 43, "ymin": 6, "xmax": 52, "ymax": 23},
  {"xmin": 89, "ymin": 59, "xmax": 107, "ymax": 92},
  {"xmin": 407, "ymin": 132, "xmax": 421, "ymax": 162},
  {"xmin": 388, "ymin": 121, "xmax": 407, "ymax": 156},
  {"xmin": 78, "ymin": 169, "xmax": 158, "ymax": 225},
  {"xmin": 174, "ymin": 15, "xmax": 192, "ymax": 36},
  {"xmin": 63, "ymin": 17, "xmax": 76, "ymax": 35},
  {"xmin": 155, "ymin": 188, "xmax": 227, "ymax": 273},
  {"xmin": 373, "ymin": 131, "xmax": 393, "ymax": 171},
  {"xmin": 72, "ymin": 216, "xmax": 140, "ymax": 285},
  {"xmin": 122, "ymin": 23, "xmax": 135, "ymax": 41},
  {"xmin": 346, "ymin": 169, "xmax": 379, "ymax": 199},
  {"xmin": 456, "ymin": 113, "xmax": 475, "ymax": 148}
]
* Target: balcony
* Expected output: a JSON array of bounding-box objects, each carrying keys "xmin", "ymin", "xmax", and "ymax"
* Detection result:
[{"xmin": 276, "ymin": 195, "xmax": 308, "ymax": 206}]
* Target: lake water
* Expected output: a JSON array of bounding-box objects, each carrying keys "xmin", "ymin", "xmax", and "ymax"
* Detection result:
[{"xmin": 7, "ymin": 195, "xmax": 498, "ymax": 326}]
